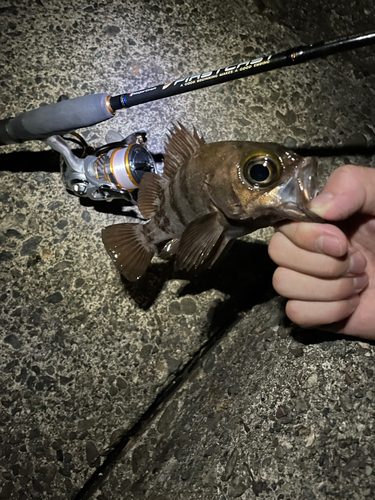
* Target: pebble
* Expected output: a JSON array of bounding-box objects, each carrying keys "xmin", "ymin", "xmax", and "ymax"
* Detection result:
[
  {"xmin": 20, "ymin": 236, "xmax": 42, "ymax": 256},
  {"xmin": 222, "ymin": 448, "xmax": 238, "ymax": 481},
  {"xmin": 116, "ymin": 377, "xmax": 128, "ymax": 390},
  {"xmin": 166, "ymin": 357, "xmax": 181, "ymax": 374},
  {"xmin": 181, "ymin": 467, "xmax": 193, "ymax": 481},
  {"xmin": 75, "ymin": 278, "xmax": 85, "ymax": 288},
  {"xmin": 204, "ymin": 444, "xmax": 217, "ymax": 457},
  {"xmin": 47, "ymin": 201, "xmax": 63, "ymax": 210},
  {"xmin": 202, "ymin": 465, "xmax": 217, "ymax": 487},
  {"xmin": 56, "ymin": 220, "xmax": 68, "ymax": 230},
  {"xmin": 0, "ymin": 250, "xmax": 13, "ymax": 261},
  {"xmin": 4, "ymin": 229, "xmax": 23, "ymax": 239},
  {"xmin": 0, "ymin": 482, "xmax": 13, "ymax": 499},
  {"xmin": 45, "ymin": 292, "xmax": 63, "ymax": 304},
  {"xmin": 290, "ymin": 347, "xmax": 304, "ymax": 358},
  {"xmin": 180, "ymin": 297, "xmax": 196, "ymax": 315},
  {"xmin": 303, "ymin": 373, "xmax": 318, "ymax": 388},
  {"xmin": 276, "ymin": 405, "xmax": 289, "ymax": 419},
  {"xmin": 344, "ymin": 133, "xmax": 367, "ymax": 147},
  {"xmin": 81, "ymin": 211, "xmax": 91, "ymax": 223},
  {"xmin": 86, "ymin": 440, "xmax": 99, "ymax": 466},
  {"xmin": 157, "ymin": 401, "xmax": 179, "ymax": 434},
  {"xmin": 306, "ymin": 427, "xmax": 316, "ymax": 447},
  {"xmin": 4, "ymin": 334, "xmax": 21, "ymax": 350},
  {"xmin": 104, "ymin": 25, "xmax": 120, "ymax": 36},
  {"xmin": 228, "ymin": 476, "xmax": 249, "ymax": 498},
  {"xmin": 276, "ymin": 109, "xmax": 296, "ymax": 126},
  {"xmin": 283, "ymin": 136, "xmax": 297, "ymax": 149},
  {"xmin": 340, "ymin": 394, "xmax": 353, "ymax": 412},
  {"xmin": 169, "ymin": 301, "xmax": 181, "ymax": 315}
]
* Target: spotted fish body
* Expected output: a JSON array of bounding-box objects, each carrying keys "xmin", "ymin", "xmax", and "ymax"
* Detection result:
[{"xmin": 102, "ymin": 124, "xmax": 321, "ymax": 281}]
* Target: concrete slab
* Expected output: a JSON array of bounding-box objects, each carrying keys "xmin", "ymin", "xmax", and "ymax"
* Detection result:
[
  {"xmin": 0, "ymin": 0, "xmax": 375, "ymax": 498},
  {"xmin": 95, "ymin": 299, "xmax": 375, "ymax": 499}
]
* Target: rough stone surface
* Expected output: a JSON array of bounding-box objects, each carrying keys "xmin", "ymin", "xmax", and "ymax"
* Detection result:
[
  {"xmin": 1, "ymin": 0, "xmax": 375, "ymax": 499},
  {"xmin": 96, "ymin": 301, "xmax": 375, "ymax": 500}
]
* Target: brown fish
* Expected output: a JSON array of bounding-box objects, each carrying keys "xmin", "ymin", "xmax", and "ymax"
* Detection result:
[{"xmin": 102, "ymin": 123, "xmax": 321, "ymax": 281}]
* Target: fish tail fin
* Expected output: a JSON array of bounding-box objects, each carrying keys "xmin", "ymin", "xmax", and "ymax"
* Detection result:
[{"xmin": 101, "ymin": 223, "xmax": 155, "ymax": 281}]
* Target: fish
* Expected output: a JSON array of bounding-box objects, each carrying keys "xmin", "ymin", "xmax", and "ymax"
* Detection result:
[{"xmin": 101, "ymin": 123, "xmax": 322, "ymax": 281}]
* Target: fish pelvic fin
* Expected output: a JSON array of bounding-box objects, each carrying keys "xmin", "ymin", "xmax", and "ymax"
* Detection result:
[
  {"xmin": 137, "ymin": 172, "xmax": 164, "ymax": 219},
  {"xmin": 174, "ymin": 212, "xmax": 230, "ymax": 272},
  {"xmin": 163, "ymin": 122, "xmax": 206, "ymax": 180},
  {"xmin": 158, "ymin": 238, "xmax": 180, "ymax": 260},
  {"xmin": 102, "ymin": 223, "xmax": 155, "ymax": 281}
]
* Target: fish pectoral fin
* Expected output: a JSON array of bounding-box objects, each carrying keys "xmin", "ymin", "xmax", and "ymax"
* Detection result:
[
  {"xmin": 175, "ymin": 212, "xmax": 229, "ymax": 272},
  {"xmin": 102, "ymin": 223, "xmax": 155, "ymax": 282},
  {"xmin": 158, "ymin": 238, "xmax": 180, "ymax": 260},
  {"xmin": 137, "ymin": 172, "xmax": 164, "ymax": 219}
]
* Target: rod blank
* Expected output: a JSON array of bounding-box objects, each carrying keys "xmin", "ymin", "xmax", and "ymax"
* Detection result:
[
  {"xmin": 1, "ymin": 32, "xmax": 374, "ymax": 145},
  {"xmin": 111, "ymin": 32, "xmax": 375, "ymax": 110}
]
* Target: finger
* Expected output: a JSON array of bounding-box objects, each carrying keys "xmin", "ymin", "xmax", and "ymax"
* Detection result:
[
  {"xmin": 308, "ymin": 165, "xmax": 375, "ymax": 220},
  {"xmin": 273, "ymin": 267, "xmax": 369, "ymax": 301},
  {"xmin": 268, "ymin": 232, "xmax": 367, "ymax": 278},
  {"xmin": 276, "ymin": 221, "xmax": 348, "ymax": 257},
  {"xmin": 319, "ymin": 310, "xmax": 375, "ymax": 340},
  {"xmin": 285, "ymin": 295, "xmax": 360, "ymax": 329}
]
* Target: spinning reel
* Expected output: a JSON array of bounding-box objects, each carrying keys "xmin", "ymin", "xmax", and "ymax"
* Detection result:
[{"xmin": 45, "ymin": 130, "xmax": 160, "ymax": 203}]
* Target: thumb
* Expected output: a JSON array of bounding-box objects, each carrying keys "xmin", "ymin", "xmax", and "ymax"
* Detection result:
[{"xmin": 308, "ymin": 165, "xmax": 375, "ymax": 221}]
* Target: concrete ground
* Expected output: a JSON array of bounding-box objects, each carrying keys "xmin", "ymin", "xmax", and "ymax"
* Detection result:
[{"xmin": 1, "ymin": 0, "xmax": 375, "ymax": 498}]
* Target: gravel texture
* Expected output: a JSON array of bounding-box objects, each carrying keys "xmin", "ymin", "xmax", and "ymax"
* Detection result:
[{"xmin": 1, "ymin": 0, "xmax": 375, "ymax": 498}]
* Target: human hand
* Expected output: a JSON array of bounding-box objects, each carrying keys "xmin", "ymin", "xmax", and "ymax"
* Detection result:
[{"xmin": 268, "ymin": 164, "xmax": 375, "ymax": 339}]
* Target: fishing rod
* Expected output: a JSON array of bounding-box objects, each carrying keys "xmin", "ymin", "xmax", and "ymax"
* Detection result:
[
  {"xmin": 0, "ymin": 31, "xmax": 374, "ymax": 205},
  {"xmin": 0, "ymin": 31, "xmax": 374, "ymax": 146}
]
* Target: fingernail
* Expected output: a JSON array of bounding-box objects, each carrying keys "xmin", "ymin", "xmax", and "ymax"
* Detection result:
[
  {"xmin": 349, "ymin": 252, "xmax": 367, "ymax": 274},
  {"xmin": 308, "ymin": 192, "xmax": 334, "ymax": 217},
  {"xmin": 316, "ymin": 235, "xmax": 343, "ymax": 256},
  {"xmin": 353, "ymin": 274, "xmax": 369, "ymax": 292}
]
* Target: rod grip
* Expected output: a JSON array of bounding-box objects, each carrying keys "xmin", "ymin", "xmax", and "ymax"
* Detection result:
[{"xmin": 0, "ymin": 93, "xmax": 115, "ymax": 145}]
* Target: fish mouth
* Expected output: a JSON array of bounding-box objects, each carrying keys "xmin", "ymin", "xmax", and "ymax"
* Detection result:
[{"xmin": 276, "ymin": 156, "xmax": 324, "ymax": 223}]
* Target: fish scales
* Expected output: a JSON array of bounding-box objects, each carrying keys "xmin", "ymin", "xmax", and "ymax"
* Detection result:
[{"xmin": 102, "ymin": 123, "xmax": 322, "ymax": 281}]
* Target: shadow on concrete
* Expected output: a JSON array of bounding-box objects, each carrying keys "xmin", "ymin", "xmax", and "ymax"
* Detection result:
[
  {"xmin": 294, "ymin": 144, "xmax": 375, "ymax": 157},
  {"xmin": 0, "ymin": 149, "xmax": 61, "ymax": 172},
  {"xmin": 290, "ymin": 323, "xmax": 375, "ymax": 347},
  {"xmin": 179, "ymin": 239, "xmax": 277, "ymax": 334},
  {"xmin": 121, "ymin": 239, "xmax": 277, "ymax": 334},
  {"xmin": 72, "ymin": 240, "xmax": 277, "ymax": 500},
  {"xmin": 1, "ymin": 144, "xmax": 374, "ymax": 170}
]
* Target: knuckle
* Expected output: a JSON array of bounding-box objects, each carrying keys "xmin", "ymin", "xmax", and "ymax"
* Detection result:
[
  {"xmin": 332, "ymin": 298, "xmax": 354, "ymax": 321},
  {"xmin": 319, "ymin": 257, "xmax": 346, "ymax": 278},
  {"xmin": 331, "ymin": 279, "xmax": 354, "ymax": 301}
]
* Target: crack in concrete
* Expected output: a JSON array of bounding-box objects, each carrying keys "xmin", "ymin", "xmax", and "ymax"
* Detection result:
[{"xmin": 72, "ymin": 308, "xmax": 242, "ymax": 499}]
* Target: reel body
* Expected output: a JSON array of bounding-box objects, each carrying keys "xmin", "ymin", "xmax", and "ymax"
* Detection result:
[{"xmin": 46, "ymin": 131, "xmax": 157, "ymax": 202}]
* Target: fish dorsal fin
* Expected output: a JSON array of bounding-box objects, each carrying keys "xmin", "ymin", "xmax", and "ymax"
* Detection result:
[
  {"xmin": 163, "ymin": 122, "xmax": 205, "ymax": 180},
  {"xmin": 174, "ymin": 212, "xmax": 229, "ymax": 272},
  {"xmin": 137, "ymin": 172, "xmax": 164, "ymax": 219},
  {"xmin": 102, "ymin": 223, "xmax": 155, "ymax": 281}
]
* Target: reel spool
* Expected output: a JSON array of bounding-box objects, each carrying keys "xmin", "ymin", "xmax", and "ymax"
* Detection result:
[{"xmin": 94, "ymin": 142, "xmax": 155, "ymax": 192}]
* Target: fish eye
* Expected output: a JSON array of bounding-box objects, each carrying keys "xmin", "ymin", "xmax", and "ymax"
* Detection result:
[{"xmin": 241, "ymin": 155, "xmax": 281, "ymax": 187}]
